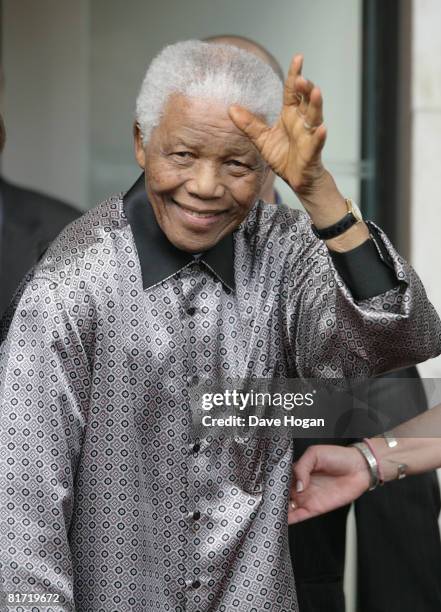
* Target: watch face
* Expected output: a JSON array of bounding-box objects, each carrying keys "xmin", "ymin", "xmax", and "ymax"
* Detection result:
[{"xmin": 350, "ymin": 200, "xmax": 363, "ymax": 222}]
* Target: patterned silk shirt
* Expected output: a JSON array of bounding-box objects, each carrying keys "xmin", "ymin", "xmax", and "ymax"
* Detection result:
[{"xmin": 1, "ymin": 175, "xmax": 440, "ymax": 612}]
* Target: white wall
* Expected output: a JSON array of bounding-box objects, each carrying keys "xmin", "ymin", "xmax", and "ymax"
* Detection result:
[
  {"xmin": 2, "ymin": 0, "xmax": 90, "ymax": 209},
  {"xmin": 411, "ymin": 0, "xmax": 441, "ymax": 378}
]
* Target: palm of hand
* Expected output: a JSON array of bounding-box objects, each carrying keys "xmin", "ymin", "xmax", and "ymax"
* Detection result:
[{"xmin": 256, "ymin": 107, "xmax": 325, "ymax": 193}]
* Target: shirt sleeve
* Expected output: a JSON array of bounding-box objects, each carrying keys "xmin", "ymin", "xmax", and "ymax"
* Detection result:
[
  {"xmin": 286, "ymin": 222, "xmax": 441, "ymax": 377},
  {"xmin": 329, "ymin": 223, "xmax": 399, "ymax": 301},
  {"xmin": 0, "ymin": 276, "xmax": 90, "ymax": 612}
]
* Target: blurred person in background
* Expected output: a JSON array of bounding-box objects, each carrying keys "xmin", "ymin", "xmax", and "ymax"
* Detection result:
[
  {"xmin": 207, "ymin": 34, "xmax": 441, "ymax": 612},
  {"xmin": 0, "ymin": 68, "xmax": 80, "ymax": 318}
]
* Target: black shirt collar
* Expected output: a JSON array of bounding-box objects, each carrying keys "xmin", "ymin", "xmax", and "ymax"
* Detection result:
[{"xmin": 123, "ymin": 174, "xmax": 235, "ymax": 292}]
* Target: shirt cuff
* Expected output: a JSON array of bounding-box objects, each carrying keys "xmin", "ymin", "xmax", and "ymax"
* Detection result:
[{"xmin": 329, "ymin": 224, "xmax": 400, "ymax": 300}]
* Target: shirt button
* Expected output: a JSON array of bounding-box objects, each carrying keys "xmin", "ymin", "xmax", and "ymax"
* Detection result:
[
  {"xmin": 187, "ymin": 306, "xmax": 196, "ymax": 316},
  {"xmin": 189, "ymin": 375, "xmax": 199, "ymax": 386},
  {"xmin": 192, "ymin": 510, "xmax": 201, "ymax": 521},
  {"xmin": 192, "ymin": 443, "xmax": 200, "ymax": 454},
  {"xmin": 192, "ymin": 579, "xmax": 201, "ymax": 589}
]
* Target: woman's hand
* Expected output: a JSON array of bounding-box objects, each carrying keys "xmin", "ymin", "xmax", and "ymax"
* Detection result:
[
  {"xmin": 288, "ymin": 444, "xmax": 371, "ymax": 524},
  {"xmin": 228, "ymin": 54, "xmax": 327, "ymax": 197}
]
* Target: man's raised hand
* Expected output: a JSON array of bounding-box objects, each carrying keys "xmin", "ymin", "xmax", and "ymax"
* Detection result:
[{"xmin": 229, "ymin": 54, "xmax": 327, "ymax": 196}]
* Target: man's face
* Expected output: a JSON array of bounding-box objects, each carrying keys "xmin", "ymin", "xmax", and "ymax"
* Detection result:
[{"xmin": 134, "ymin": 94, "xmax": 267, "ymax": 252}]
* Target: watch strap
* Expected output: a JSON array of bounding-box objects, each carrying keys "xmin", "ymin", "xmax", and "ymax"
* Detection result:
[{"xmin": 311, "ymin": 212, "xmax": 358, "ymax": 240}]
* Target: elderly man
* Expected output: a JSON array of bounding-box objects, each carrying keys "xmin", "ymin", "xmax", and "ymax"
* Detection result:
[{"xmin": 1, "ymin": 40, "xmax": 440, "ymax": 612}]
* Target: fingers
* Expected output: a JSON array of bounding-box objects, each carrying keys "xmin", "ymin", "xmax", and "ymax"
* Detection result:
[
  {"xmin": 299, "ymin": 82, "xmax": 324, "ymax": 130},
  {"xmin": 296, "ymin": 79, "xmax": 314, "ymax": 116},
  {"xmin": 292, "ymin": 446, "xmax": 318, "ymax": 490},
  {"xmin": 288, "ymin": 448, "xmax": 320, "ymax": 524},
  {"xmin": 288, "ymin": 505, "xmax": 313, "ymax": 525},
  {"xmin": 228, "ymin": 105, "xmax": 271, "ymax": 147},
  {"xmin": 284, "ymin": 54, "xmax": 304, "ymax": 106},
  {"xmin": 289, "ymin": 454, "xmax": 314, "ymax": 514},
  {"xmin": 284, "ymin": 54, "xmax": 325, "ymax": 134},
  {"xmin": 293, "ymin": 78, "xmax": 326, "ymax": 155}
]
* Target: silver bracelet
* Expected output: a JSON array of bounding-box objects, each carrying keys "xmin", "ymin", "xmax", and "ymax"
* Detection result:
[
  {"xmin": 381, "ymin": 431, "xmax": 408, "ymax": 480},
  {"xmin": 382, "ymin": 430, "xmax": 398, "ymax": 448},
  {"xmin": 351, "ymin": 442, "xmax": 379, "ymax": 491}
]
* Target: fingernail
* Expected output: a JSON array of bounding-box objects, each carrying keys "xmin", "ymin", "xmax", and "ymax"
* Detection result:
[
  {"xmin": 290, "ymin": 500, "xmax": 296, "ymax": 510},
  {"xmin": 296, "ymin": 480, "xmax": 304, "ymax": 493}
]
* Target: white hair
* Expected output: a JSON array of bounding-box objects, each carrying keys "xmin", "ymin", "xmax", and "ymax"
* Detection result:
[{"xmin": 135, "ymin": 40, "xmax": 283, "ymax": 144}]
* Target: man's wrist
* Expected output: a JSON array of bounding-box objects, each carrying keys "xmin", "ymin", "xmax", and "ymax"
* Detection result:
[
  {"xmin": 295, "ymin": 169, "xmax": 347, "ymax": 224},
  {"xmin": 294, "ymin": 170, "xmax": 371, "ymax": 252},
  {"xmin": 325, "ymin": 222, "xmax": 371, "ymax": 252}
]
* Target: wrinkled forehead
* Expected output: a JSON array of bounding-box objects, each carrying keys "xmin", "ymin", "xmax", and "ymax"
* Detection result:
[{"xmin": 155, "ymin": 93, "xmax": 260, "ymax": 157}]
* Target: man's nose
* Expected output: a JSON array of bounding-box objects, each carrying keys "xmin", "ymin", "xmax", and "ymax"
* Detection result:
[{"xmin": 186, "ymin": 162, "xmax": 225, "ymax": 199}]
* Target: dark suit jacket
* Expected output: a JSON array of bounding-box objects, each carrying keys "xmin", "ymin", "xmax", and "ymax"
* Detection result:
[{"xmin": 0, "ymin": 177, "xmax": 80, "ymax": 317}]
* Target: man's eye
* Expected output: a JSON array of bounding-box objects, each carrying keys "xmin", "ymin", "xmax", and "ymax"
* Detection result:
[
  {"xmin": 172, "ymin": 151, "xmax": 193, "ymax": 159},
  {"xmin": 227, "ymin": 160, "xmax": 247, "ymax": 168}
]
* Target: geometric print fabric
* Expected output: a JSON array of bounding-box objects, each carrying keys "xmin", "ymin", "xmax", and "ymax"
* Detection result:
[{"xmin": 1, "ymin": 187, "xmax": 440, "ymax": 611}]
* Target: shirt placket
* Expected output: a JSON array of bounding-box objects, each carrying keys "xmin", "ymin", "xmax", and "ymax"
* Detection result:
[
  {"xmin": 177, "ymin": 260, "xmax": 208, "ymax": 611},
  {"xmin": 179, "ymin": 258, "xmax": 238, "ymax": 611}
]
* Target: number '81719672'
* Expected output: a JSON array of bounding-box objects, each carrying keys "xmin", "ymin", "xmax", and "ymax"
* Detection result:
[{"xmin": 6, "ymin": 593, "xmax": 60, "ymax": 603}]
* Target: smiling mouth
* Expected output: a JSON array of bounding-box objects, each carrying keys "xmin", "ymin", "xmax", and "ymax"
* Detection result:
[{"xmin": 171, "ymin": 198, "xmax": 226, "ymax": 218}]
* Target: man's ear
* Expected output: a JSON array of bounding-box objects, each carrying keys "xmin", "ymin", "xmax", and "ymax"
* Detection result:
[{"xmin": 133, "ymin": 122, "xmax": 146, "ymax": 169}]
